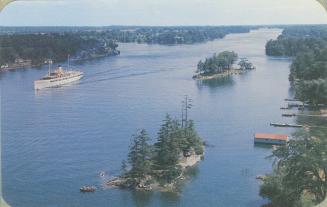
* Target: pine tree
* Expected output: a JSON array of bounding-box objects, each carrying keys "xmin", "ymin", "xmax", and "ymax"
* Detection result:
[
  {"xmin": 127, "ymin": 129, "xmax": 152, "ymax": 182},
  {"xmin": 153, "ymin": 115, "xmax": 185, "ymax": 182},
  {"xmin": 121, "ymin": 160, "xmax": 128, "ymax": 176},
  {"xmin": 184, "ymin": 120, "xmax": 204, "ymax": 155}
]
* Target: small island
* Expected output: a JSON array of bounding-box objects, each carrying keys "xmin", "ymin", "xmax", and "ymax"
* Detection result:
[
  {"xmin": 107, "ymin": 102, "xmax": 205, "ymax": 191},
  {"xmin": 193, "ymin": 51, "xmax": 255, "ymax": 80}
]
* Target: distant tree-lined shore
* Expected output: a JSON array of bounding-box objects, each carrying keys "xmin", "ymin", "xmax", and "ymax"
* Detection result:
[
  {"xmin": 0, "ymin": 33, "xmax": 119, "ymax": 67},
  {"xmin": 265, "ymin": 25, "xmax": 327, "ymax": 105}
]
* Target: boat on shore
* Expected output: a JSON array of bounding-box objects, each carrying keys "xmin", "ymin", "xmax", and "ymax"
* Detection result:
[{"xmin": 34, "ymin": 59, "xmax": 83, "ymax": 90}]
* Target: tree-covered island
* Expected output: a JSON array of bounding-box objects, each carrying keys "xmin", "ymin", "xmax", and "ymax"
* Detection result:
[
  {"xmin": 107, "ymin": 110, "xmax": 205, "ymax": 191},
  {"xmin": 193, "ymin": 51, "xmax": 255, "ymax": 80}
]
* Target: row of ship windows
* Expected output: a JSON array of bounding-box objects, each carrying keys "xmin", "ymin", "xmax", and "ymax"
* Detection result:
[{"xmin": 50, "ymin": 75, "xmax": 81, "ymax": 82}]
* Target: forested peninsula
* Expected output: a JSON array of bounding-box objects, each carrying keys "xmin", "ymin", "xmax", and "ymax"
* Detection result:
[
  {"xmin": 265, "ymin": 25, "xmax": 327, "ymax": 105},
  {"xmin": 0, "ymin": 33, "xmax": 120, "ymax": 68},
  {"xmin": 260, "ymin": 25, "xmax": 327, "ymax": 207}
]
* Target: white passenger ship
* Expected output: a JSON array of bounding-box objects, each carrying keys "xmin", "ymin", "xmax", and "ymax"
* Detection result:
[{"xmin": 34, "ymin": 60, "xmax": 83, "ymax": 90}]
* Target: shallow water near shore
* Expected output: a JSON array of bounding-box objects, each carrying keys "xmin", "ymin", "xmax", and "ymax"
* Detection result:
[{"xmin": 2, "ymin": 28, "xmax": 296, "ymax": 207}]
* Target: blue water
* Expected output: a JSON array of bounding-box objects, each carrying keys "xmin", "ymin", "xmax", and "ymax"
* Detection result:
[{"xmin": 2, "ymin": 28, "xmax": 295, "ymax": 207}]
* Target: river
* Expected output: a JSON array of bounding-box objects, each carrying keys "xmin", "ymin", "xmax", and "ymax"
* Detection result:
[{"xmin": 1, "ymin": 28, "xmax": 296, "ymax": 207}]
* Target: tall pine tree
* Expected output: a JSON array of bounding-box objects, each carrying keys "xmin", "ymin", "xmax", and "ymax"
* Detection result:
[{"xmin": 127, "ymin": 129, "xmax": 152, "ymax": 182}]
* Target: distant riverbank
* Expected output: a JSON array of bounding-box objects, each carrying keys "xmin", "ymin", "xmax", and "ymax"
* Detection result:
[{"xmin": 0, "ymin": 33, "xmax": 120, "ymax": 71}]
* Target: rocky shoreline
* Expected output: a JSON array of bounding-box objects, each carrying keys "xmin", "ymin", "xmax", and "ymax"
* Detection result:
[
  {"xmin": 107, "ymin": 150, "xmax": 204, "ymax": 192},
  {"xmin": 192, "ymin": 69, "xmax": 245, "ymax": 80}
]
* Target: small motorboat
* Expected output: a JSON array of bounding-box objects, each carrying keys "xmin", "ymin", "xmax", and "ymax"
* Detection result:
[{"xmin": 80, "ymin": 186, "xmax": 96, "ymax": 192}]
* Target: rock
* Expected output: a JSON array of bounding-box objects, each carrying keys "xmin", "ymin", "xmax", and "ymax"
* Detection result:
[{"xmin": 256, "ymin": 175, "xmax": 266, "ymax": 180}]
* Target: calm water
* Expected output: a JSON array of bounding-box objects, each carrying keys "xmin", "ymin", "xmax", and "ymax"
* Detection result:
[{"xmin": 2, "ymin": 28, "xmax": 295, "ymax": 207}]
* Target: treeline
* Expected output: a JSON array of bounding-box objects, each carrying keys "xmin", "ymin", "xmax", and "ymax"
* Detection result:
[
  {"xmin": 0, "ymin": 26, "xmax": 254, "ymax": 45},
  {"xmin": 0, "ymin": 33, "xmax": 119, "ymax": 66},
  {"xmin": 260, "ymin": 26, "xmax": 327, "ymax": 207},
  {"xmin": 101, "ymin": 26, "xmax": 253, "ymax": 45},
  {"xmin": 265, "ymin": 26, "xmax": 327, "ymax": 105},
  {"xmin": 196, "ymin": 51, "xmax": 238, "ymax": 75},
  {"xmin": 266, "ymin": 25, "xmax": 327, "ymax": 57},
  {"xmin": 121, "ymin": 114, "xmax": 204, "ymax": 187}
]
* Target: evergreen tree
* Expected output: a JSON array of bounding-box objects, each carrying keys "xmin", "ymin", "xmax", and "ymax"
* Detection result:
[
  {"xmin": 121, "ymin": 160, "xmax": 128, "ymax": 176},
  {"xmin": 154, "ymin": 115, "xmax": 184, "ymax": 182},
  {"xmin": 127, "ymin": 129, "xmax": 152, "ymax": 182},
  {"xmin": 184, "ymin": 120, "xmax": 204, "ymax": 155}
]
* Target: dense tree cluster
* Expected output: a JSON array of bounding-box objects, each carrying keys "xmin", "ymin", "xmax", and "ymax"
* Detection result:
[
  {"xmin": 238, "ymin": 58, "xmax": 255, "ymax": 70},
  {"xmin": 266, "ymin": 25, "xmax": 327, "ymax": 57},
  {"xmin": 196, "ymin": 51, "xmax": 238, "ymax": 75},
  {"xmin": 0, "ymin": 33, "xmax": 119, "ymax": 66},
  {"xmin": 108, "ymin": 26, "xmax": 252, "ymax": 44},
  {"xmin": 122, "ymin": 114, "xmax": 204, "ymax": 185},
  {"xmin": 260, "ymin": 134, "xmax": 327, "ymax": 207},
  {"xmin": 265, "ymin": 26, "xmax": 327, "ymax": 105}
]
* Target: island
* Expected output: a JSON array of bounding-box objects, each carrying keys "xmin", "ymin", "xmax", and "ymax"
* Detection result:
[
  {"xmin": 192, "ymin": 51, "xmax": 255, "ymax": 80},
  {"xmin": 107, "ymin": 113, "xmax": 205, "ymax": 192}
]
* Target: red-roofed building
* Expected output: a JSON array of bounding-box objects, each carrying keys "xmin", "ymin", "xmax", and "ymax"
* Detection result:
[{"xmin": 254, "ymin": 133, "xmax": 288, "ymax": 145}]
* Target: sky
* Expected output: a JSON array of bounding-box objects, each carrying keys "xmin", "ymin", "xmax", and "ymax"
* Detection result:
[{"xmin": 0, "ymin": 0, "xmax": 327, "ymax": 26}]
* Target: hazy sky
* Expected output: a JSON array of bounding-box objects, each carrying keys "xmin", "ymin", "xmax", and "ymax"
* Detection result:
[{"xmin": 0, "ymin": 0, "xmax": 327, "ymax": 26}]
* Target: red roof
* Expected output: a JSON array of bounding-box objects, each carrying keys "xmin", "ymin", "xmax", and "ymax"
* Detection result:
[{"xmin": 254, "ymin": 133, "xmax": 288, "ymax": 141}]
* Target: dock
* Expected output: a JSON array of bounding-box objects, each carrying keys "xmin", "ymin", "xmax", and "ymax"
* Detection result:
[
  {"xmin": 284, "ymin": 98, "xmax": 300, "ymax": 102},
  {"xmin": 282, "ymin": 113, "xmax": 296, "ymax": 117},
  {"xmin": 254, "ymin": 133, "xmax": 288, "ymax": 145},
  {"xmin": 280, "ymin": 106, "xmax": 290, "ymax": 110},
  {"xmin": 270, "ymin": 123, "xmax": 303, "ymax": 128}
]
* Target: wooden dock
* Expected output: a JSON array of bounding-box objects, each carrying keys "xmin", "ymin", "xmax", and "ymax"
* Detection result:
[
  {"xmin": 282, "ymin": 113, "xmax": 297, "ymax": 117},
  {"xmin": 280, "ymin": 106, "xmax": 290, "ymax": 110},
  {"xmin": 270, "ymin": 123, "xmax": 303, "ymax": 128}
]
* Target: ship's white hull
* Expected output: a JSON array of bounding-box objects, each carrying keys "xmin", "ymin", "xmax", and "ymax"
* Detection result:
[{"xmin": 34, "ymin": 73, "xmax": 83, "ymax": 90}]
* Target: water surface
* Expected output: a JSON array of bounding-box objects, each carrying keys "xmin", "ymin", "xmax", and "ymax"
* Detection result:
[{"xmin": 2, "ymin": 28, "xmax": 295, "ymax": 207}]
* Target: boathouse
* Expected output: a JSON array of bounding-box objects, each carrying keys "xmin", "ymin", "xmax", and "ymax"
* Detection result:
[{"xmin": 254, "ymin": 133, "xmax": 288, "ymax": 145}]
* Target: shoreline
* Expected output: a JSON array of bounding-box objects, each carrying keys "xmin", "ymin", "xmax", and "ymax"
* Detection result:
[
  {"xmin": 0, "ymin": 51, "xmax": 120, "ymax": 72},
  {"xmin": 193, "ymin": 69, "xmax": 246, "ymax": 80}
]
